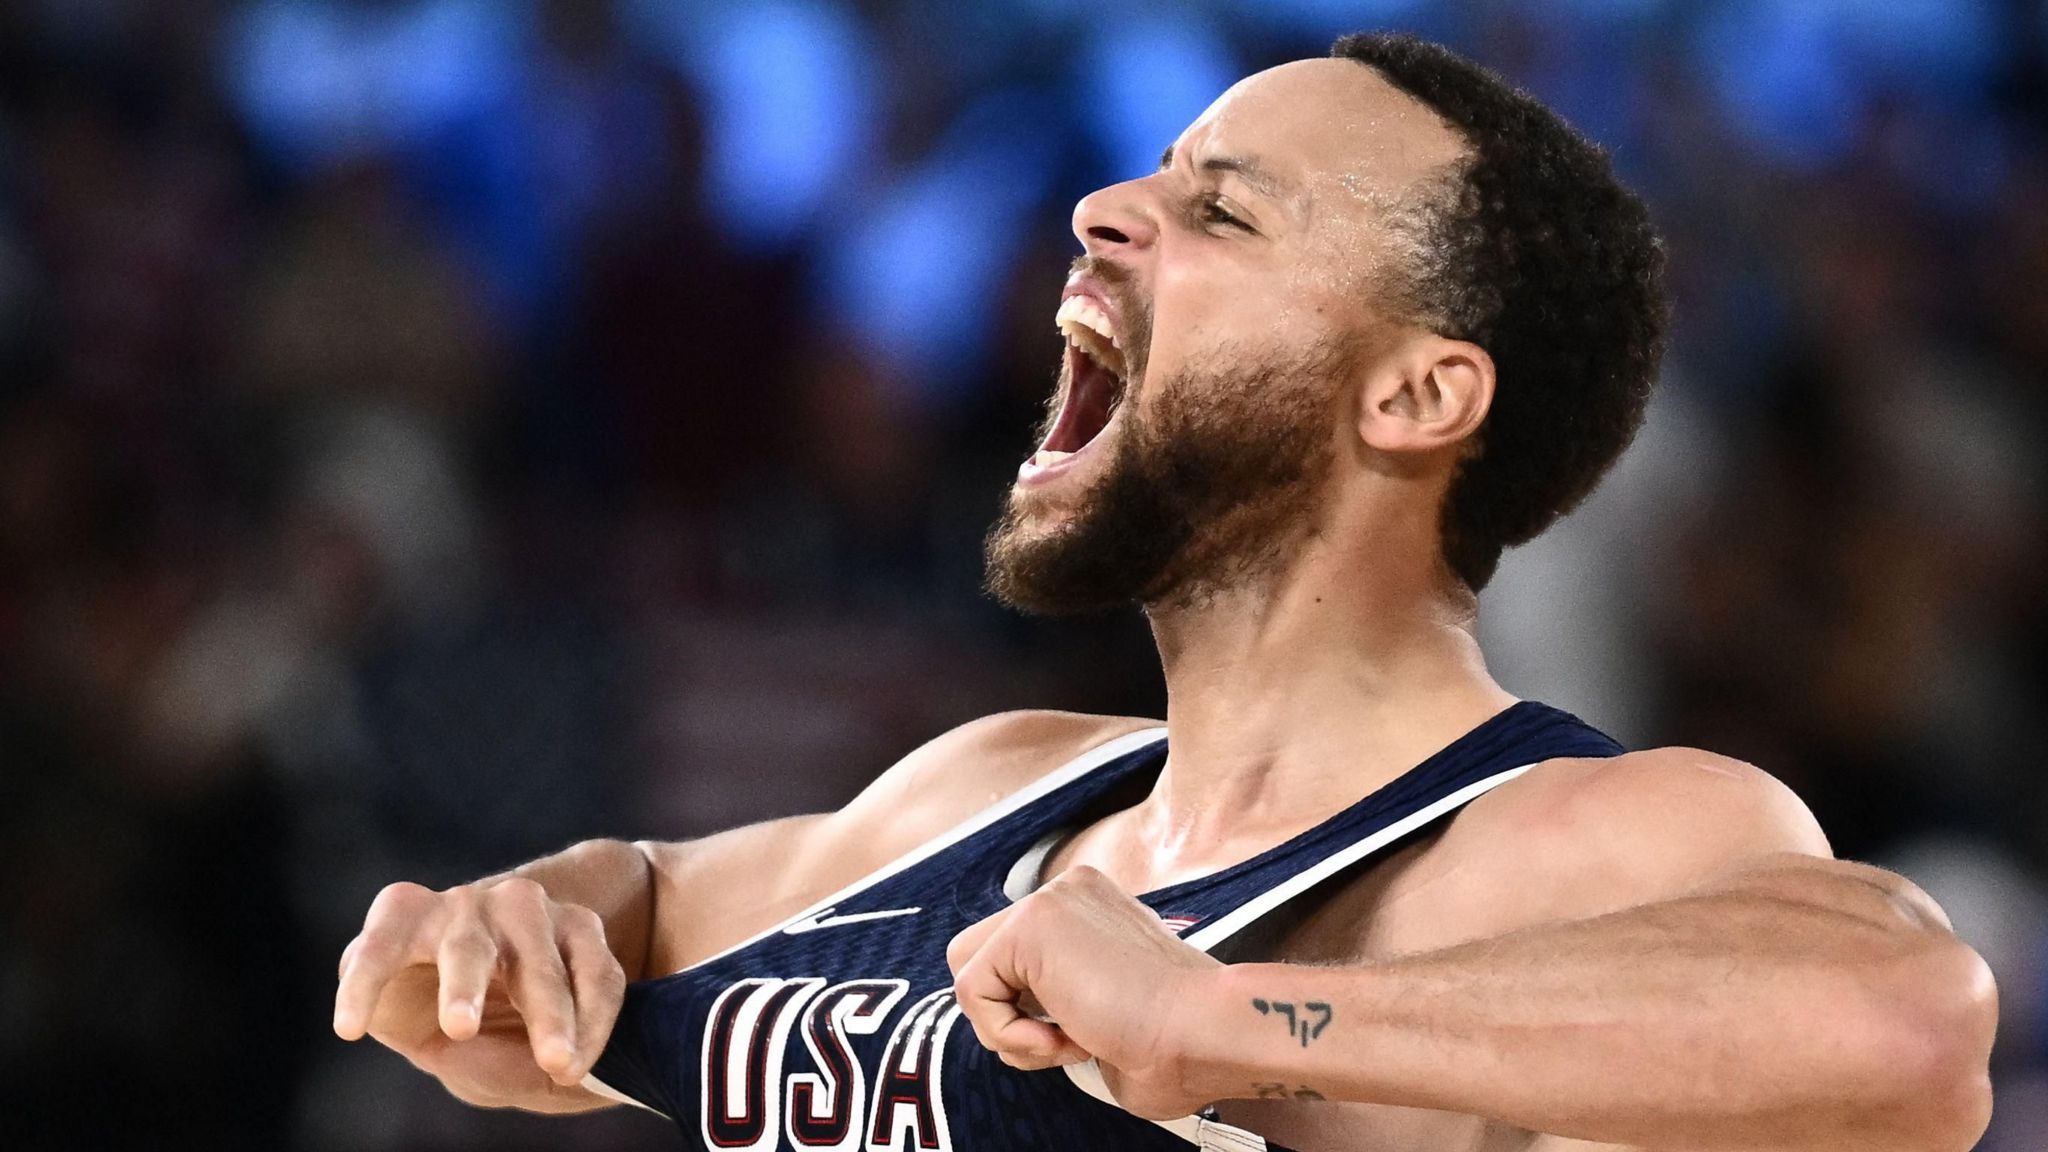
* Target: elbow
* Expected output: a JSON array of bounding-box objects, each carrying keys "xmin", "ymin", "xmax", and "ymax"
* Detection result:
[{"xmin": 1861, "ymin": 937, "xmax": 1997, "ymax": 1152}]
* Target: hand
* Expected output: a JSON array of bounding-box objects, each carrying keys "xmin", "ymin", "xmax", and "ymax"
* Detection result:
[
  {"xmin": 946, "ymin": 865, "xmax": 1224, "ymax": 1119},
  {"xmin": 332, "ymin": 878, "xmax": 625, "ymax": 1112}
]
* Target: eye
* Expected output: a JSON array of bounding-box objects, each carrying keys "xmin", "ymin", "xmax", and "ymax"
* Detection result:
[{"xmin": 1198, "ymin": 194, "xmax": 1253, "ymax": 232}]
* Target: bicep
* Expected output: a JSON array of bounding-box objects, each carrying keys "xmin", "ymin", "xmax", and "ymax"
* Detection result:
[
  {"xmin": 634, "ymin": 710, "xmax": 1157, "ymax": 975},
  {"xmin": 636, "ymin": 815, "xmax": 843, "ymax": 977},
  {"xmin": 1443, "ymin": 748, "xmax": 1843, "ymax": 935},
  {"xmin": 1469, "ymin": 747, "xmax": 1969, "ymax": 947}
]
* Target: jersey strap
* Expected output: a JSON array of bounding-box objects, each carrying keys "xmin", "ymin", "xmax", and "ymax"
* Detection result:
[
  {"xmin": 577, "ymin": 724, "xmax": 1170, "ymax": 1116},
  {"xmin": 1063, "ymin": 701, "xmax": 1624, "ymax": 1148}
]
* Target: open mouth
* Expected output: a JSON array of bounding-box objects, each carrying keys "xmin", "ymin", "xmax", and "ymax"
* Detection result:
[{"xmin": 1030, "ymin": 296, "xmax": 1129, "ymax": 470}]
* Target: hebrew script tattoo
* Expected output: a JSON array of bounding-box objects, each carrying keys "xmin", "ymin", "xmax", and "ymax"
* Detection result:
[
  {"xmin": 1250, "ymin": 998, "xmax": 1333, "ymax": 1046},
  {"xmin": 1251, "ymin": 1082, "xmax": 1327, "ymax": 1101}
]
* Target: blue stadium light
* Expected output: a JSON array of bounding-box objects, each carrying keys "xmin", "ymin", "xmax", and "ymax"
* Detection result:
[
  {"xmin": 631, "ymin": 0, "xmax": 877, "ymax": 253},
  {"xmin": 1077, "ymin": 13, "xmax": 1237, "ymax": 185},
  {"xmin": 819, "ymin": 89, "xmax": 1062, "ymax": 401}
]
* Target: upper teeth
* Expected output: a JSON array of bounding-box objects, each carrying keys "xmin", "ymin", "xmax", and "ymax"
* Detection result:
[{"xmin": 1055, "ymin": 296, "xmax": 1125, "ymax": 377}]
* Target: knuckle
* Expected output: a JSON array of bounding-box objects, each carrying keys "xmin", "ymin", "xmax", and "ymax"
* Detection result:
[
  {"xmin": 366, "ymin": 880, "xmax": 433, "ymax": 922},
  {"xmin": 489, "ymin": 876, "xmax": 548, "ymax": 911},
  {"xmin": 559, "ymin": 903, "xmax": 605, "ymax": 937}
]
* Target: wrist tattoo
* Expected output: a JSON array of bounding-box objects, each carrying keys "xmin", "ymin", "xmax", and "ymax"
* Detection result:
[
  {"xmin": 1250, "ymin": 998, "xmax": 1333, "ymax": 1046},
  {"xmin": 1251, "ymin": 1082, "xmax": 1326, "ymax": 1102}
]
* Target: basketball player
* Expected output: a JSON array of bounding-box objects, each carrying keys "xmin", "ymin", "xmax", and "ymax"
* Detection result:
[{"xmin": 332, "ymin": 35, "xmax": 1996, "ymax": 1152}]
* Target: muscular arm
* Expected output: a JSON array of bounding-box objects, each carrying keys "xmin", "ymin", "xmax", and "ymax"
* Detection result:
[
  {"xmin": 332, "ymin": 709, "xmax": 1154, "ymax": 1112},
  {"xmin": 950, "ymin": 748, "xmax": 1997, "ymax": 1152},
  {"xmin": 590, "ymin": 708, "xmax": 1158, "ymax": 979},
  {"xmin": 1190, "ymin": 854, "xmax": 1993, "ymax": 1151}
]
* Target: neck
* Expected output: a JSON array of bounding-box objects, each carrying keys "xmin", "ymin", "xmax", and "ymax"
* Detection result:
[{"xmin": 1141, "ymin": 518, "xmax": 1514, "ymax": 850}]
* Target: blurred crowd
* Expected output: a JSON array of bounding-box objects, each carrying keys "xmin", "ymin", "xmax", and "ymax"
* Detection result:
[{"xmin": 0, "ymin": 1, "xmax": 2042, "ymax": 1149}]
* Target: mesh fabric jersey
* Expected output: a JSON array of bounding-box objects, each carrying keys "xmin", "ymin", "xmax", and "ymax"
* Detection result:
[{"xmin": 590, "ymin": 702, "xmax": 1624, "ymax": 1151}]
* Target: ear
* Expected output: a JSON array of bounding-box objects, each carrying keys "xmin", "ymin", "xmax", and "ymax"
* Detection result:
[{"xmin": 1354, "ymin": 335, "xmax": 1494, "ymax": 457}]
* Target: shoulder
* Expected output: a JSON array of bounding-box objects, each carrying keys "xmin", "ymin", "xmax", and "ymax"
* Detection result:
[
  {"xmin": 1473, "ymin": 745, "xmax": 1830, "ymax": 859},
  {"xmin": 640, "ymin": 711, "xmax": 1160, "ymax": 973},
  {"xmin": 833, "ymin": 709, "xmax": 1164, "ymax": 856},
  {"xmin": 1422, "ymin": 746, "xmax": 1834, "ymax": 930}
]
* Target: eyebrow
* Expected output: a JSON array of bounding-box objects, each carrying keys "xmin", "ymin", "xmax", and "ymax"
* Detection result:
[{"xmin": 1157, "ymin": 145, "xmax": 1290, "ymax": 199}]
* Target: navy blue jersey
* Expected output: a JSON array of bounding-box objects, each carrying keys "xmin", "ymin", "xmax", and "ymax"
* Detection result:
[{"xmin": 589, "ymin": 702, "xmax": 1623, "ymax": 1151}]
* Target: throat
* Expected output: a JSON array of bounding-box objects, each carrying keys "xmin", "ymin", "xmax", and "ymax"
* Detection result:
[{"xmin": 1032, "ymin": 795, "xmax": 1298, "ymax": 899}]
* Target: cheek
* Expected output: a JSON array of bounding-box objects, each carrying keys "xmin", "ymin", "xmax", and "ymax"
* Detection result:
[
  {"xmin": 1145, "ymin": 267, "xmax": 1282, "ymax": 370},
  {"xmin": 1144, "ymin": 244, "xmax": 1364, "ymax": 385},
  {"xmin": 1148, "ymin": 285, "xmax": 1350, "ymax": 385},
  {"xmin": 1283, "ymin": 242, "xmax": 1373, "ymax": 312}
]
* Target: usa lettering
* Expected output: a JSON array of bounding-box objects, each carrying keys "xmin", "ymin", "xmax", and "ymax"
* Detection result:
[{"xmin": 700, "ymin": 979, "xmax": 961, "ymax": 1152}]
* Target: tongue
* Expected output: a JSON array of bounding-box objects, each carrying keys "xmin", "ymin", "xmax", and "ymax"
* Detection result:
[{"xmin": 1066, "ymin": 362, "xmax": 1117, "ymax": 448}]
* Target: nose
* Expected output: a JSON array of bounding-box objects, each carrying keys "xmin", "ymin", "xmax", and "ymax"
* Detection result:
[{"xmin": 1071, "ymin": 177, "xmax": 1159, "ymax": 258}]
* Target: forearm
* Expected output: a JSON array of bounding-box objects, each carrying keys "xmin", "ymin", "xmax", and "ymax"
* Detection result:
[
  {"xmin": 1185, "ymin": 890, "xmax": 1995, "ymax": 1151},
  {"xmin": 488, "ymin": 838, "xmax": 658, "ymax": 980},
  {"xmin": 484, "ymin": 816, "xmax": 843, "ymax": 982}
]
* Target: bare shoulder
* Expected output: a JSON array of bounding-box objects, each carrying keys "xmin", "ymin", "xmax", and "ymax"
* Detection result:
[
  {"xmin": 1466, "ymin": 745, "xmax": 1831, "ymax": 859},
  {"xmin": 643, "ymin": 710, "xmax": 1158, "ymax": 973},
  {"xmin": 1414, "ymin": 746, "xmax": 1835, "ymax": 933},
  {"xmin": 835, "ymin": 709, "xmax": 1164, "ymax": 847}
]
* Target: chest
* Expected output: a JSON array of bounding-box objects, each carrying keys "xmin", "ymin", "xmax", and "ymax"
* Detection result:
[
  {"xmin": 1201, "ymin": 832, "xmax": 1529, "ymax": 1152},
  {"xmin": 597, "ymin": 708, "xmax": 1625, "ymax": 1151},
  {"xmin": 1129, "ymin": 825, "xmax": 1554, "ymax": 1152}
]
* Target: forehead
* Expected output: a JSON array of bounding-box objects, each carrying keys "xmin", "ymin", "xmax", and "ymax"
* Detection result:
[{"xmin": 1177, "ymin": 58, "xmax": 1467, "ymax": 207}]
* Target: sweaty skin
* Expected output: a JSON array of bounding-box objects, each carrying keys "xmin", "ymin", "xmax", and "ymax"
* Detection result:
[{"xmin": 333, "ymin": 59, "xmax": 1996, "ymax": 1152}]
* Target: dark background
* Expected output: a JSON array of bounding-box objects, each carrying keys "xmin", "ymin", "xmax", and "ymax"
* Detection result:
[{"xmin": 0, "ymin": 1, "xmax": 2042, "ymax": 1148}]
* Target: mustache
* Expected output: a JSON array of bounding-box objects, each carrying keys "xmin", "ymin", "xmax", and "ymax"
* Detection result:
[{"xmin": 1068, "ymin": 255, "xmax": 1151, "ymax": 382}]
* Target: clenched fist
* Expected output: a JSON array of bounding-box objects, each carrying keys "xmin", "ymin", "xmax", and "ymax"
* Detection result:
[
  {"xmin": 333, "ymin": 878, "xmax": 625, "ymax": 1112},
  {"xmin": 946, "ymin": 865, "xmax": 1224, "ymax": 1119}
]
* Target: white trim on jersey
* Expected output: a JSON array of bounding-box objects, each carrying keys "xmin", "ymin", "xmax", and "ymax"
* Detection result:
[
  {"xmin": 673, "ymin": 724, "xmax": 1167, "ymax": 976},
  {"xmin": 1060, "ymin": 759, "xmax": 1540, "ymax": 1150},
  {"xmin": 1180, "ymin": 761, "xmax": 1535, "ymax": 954},
  {"xmin": 581, "ymin": 725, "xmax": 1169, "ymax": 1111}
]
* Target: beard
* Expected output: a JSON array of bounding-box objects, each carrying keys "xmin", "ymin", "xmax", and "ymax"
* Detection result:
[{"xmin": 984, "ymin": 336, "xmax": 1352, "ymax": 616}]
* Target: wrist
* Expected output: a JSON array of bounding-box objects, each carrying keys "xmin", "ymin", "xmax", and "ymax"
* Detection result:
[
  {"xmin": 1178, "ymin": 962, "xmax": 1383, "ymax": 1107},
  {"xmin": 1167, "ymin": 963, "xmax": 1266, "ymax": 1106}
]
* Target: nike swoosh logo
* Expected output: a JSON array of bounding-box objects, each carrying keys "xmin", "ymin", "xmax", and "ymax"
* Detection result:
[{"xmin": 783, "ymin": 906, "xmax": 922, "ymax": 934}]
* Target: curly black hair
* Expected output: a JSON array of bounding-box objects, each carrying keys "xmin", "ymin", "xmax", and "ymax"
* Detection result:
[{"xmin": 1331, "ymin": 33, "xmax": 1667, "ymax": 591}]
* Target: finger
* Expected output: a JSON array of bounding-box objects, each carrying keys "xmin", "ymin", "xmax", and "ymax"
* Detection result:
[
  {"xmin": 556, "ymin": 904, "xmax": 626, "ymax": 1082},
  {"xmin": 951, "ymin": 934, "xmax": 1077, "ymax": 1067},
  {"xmin": 490, "ymin": 885, "xmax": 579, "ymax": 1082},
  {"xmin": 945, "ymin": 905, "xmax": 1015, "ymax": 977},
  {"xmin": 995, "ymin": 1023, "xmax": 1090, "ymax": 1070},
  {"xmin": 334, "ymin": 883, "xmax": 437, "ymax": 1040},
  {"xmin": 435, "ymin": 918, "xmax": 497, "ymax": 1041},
  {"xmin": 980, "ymin": 1012, "xmax": 1086, "ymax": 1067}
]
